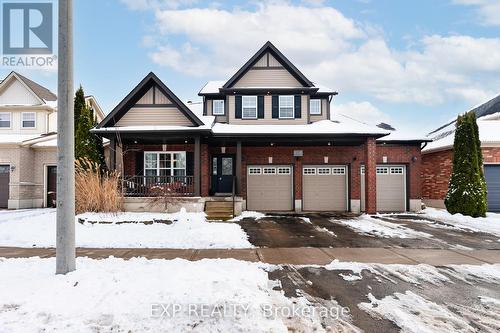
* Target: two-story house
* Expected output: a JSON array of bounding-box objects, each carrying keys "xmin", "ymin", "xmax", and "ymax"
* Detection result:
[
  {"xmin": 94, "ymin": 42, "xmax": 428, "ymax": 216},
  {"xmin": 0, "ymin": 71, "xmax": 105, "ymax": 209}
]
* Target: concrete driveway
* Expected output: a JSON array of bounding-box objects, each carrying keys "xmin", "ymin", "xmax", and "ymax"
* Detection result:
[{"xmin": 236, "ymin": 213, "xmax": 500, "ymax": 250}]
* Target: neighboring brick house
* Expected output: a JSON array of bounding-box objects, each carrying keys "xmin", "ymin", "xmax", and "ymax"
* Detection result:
[
  {"xmin": 422, "ymin": 95, "xmax": 500, "ymax": 212},
  {"xmin": 0, "ymin": 72, "xmax": 105, "ymax": 209},
  {"xmin": 94, "ymin": 41, "xmax": 428, "ymax": 215}
]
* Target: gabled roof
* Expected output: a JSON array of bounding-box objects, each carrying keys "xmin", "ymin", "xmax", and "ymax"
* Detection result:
[
  {"xmin": 0, "ymin": 71, "xmax": 56, "ymax": 104},
  {"xmin": 222, "ymin": 41, "xmax": 314, "ymax": 89},
  {"xmin": 97, "ymin": 72, "xmax": 204, "ymax": 128}
]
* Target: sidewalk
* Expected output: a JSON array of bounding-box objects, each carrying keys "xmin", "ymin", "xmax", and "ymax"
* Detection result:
[{"xmin": 1, "ymin": 247, "xmax": 499, "ymax": 265}]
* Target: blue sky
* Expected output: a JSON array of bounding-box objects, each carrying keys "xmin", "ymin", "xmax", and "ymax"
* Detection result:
[{"xmin": 1, "ymin": 0, "xmax": 499, "ymax": 135}]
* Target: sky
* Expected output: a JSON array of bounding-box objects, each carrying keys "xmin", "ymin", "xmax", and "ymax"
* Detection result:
[{"xmin": 1, "ymin": 0, "xmax": 499, "ymax": 135}]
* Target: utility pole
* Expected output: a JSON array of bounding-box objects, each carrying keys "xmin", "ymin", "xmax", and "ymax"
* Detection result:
[{"xmin": 56, "ymin": 0, "xmax": 75, "ymax": 274}]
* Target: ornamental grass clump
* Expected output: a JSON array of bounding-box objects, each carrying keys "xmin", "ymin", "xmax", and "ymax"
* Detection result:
[
  {"xmin": 75, "ymin": 158, "xmax": 123, "ymax": 214},
  {"xmin": 445, "ymin": 112, "xmax": 487, "ymax": 217}
]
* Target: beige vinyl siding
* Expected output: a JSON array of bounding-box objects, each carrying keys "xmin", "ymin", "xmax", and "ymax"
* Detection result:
[
  {"xmin": 268, "ymin": 53, "xmax": 281, "ymax": 67},
  {"xmin": 228, "ymin": 95, "xmax": 308, "ymax": 124},
  {"xmin": 253, "ymin": 54, "xmax": 268, "ymax": 67},
  {"xmin": 205, "ymin": 98, "xmax": 228, "ymax": 123},
  {"xmin": 115, "ymin": 107, "xmax": 193, "ymax": 126},
  {"xmin": 0, "ymin": 79, "xmax": 41, "ymax": 105},
  {"xmin": 251, "ymin": 52, "xmax": 282, "ymax": 68},
  {"xmin": 136, "ymin": 87, "xmax": 154, "ymax": 104},
  {"xmin": 136, "ymin": 87, "xmax": 172, "ymax": 105},
  {"xmin": 232, "ymin": 69, "xmax": 303, "ymax": 88},
  {"xmin": 310, "ymin": 98, "xmax": 329, "ymax": 122}
]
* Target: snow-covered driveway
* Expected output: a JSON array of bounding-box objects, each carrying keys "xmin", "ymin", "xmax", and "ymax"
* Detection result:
[{"xmin": 0, "ymin": 209, "xmax": 252, "ymax": 249}]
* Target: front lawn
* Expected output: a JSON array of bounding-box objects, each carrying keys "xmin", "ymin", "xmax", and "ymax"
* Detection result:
[{"xmin": 0, "ymin": 209, "xmax": 252, "ymax": 249}]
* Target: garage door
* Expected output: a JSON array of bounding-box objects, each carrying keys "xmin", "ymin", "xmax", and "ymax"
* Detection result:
[
  {"xmin": 247, "ymin": 165, "xmax": 293, "ymax": 211},
  {"xmin": 485, "ymin": 165, "xmax": 500, "ymax": 212},
  {"xmin": 303, "ymin": 165, "xmax": 348, "ymax": 211},
  {"xmin": 361, "ymin": 165, "xmax": 407, "ymax": 212},
  {"xmin": 0, "ymin": 165, "xmax": 10, "ymax": 208}
]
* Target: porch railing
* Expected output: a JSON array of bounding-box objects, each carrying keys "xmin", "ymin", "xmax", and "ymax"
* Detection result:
[{"xmin": 121, "ymin": 175, "xmax": 195, "ymax": 197}]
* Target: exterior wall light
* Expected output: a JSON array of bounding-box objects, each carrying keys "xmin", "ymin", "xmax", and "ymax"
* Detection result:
[{"xmin": 10, "ymin": 165, "xmax": 15, "ymax": 172}]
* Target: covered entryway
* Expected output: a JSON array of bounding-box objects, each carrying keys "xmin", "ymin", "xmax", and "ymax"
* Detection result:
[
  {"xmin": 361, "ymin": 165, "xmax": 407, "ymax": 212},
  {"xmin": 46, "ymin": 166, "xmax": 57, "ymax": 208},
  {"xmin": 485, "ymin": 164, "xmax": 500, "ymax": 212},
  {"xmin": 0, "ymin": 165, "xmax": 9, "ymax": 208},
  {"xmin": 246, "ymin": 165, "xmax": 293, "ymax": 211},
  {"xmin": 302, "ymin": 165, "xmax": 348, "ymax": 211}
]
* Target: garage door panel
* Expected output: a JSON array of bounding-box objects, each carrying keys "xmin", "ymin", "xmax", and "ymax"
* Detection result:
[
  {"xmin": 303, "ymin": 166, "xmax": 347, "ymax": 211},
  {"xmin": 361, "ymin": 165, "xmax": 406, "ymax": 212},
  {"xmin": 485, "ymin": 165, "xmax": 500, "ymax": 212},
  {"xmin": 247, "ymin": 166, "xmax": 293, "ymax": 211}
]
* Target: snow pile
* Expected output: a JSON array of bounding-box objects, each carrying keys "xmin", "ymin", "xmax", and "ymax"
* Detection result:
[
  {"xmin": 421, "ymin": 208, "xmax": 500, "ymax": 237},
  {"xmin": 229, "ymin": 211, "xmax": 266, "ymax": 222},
  {"xmin": 330, "ymin": 215, "xmax": 432, "ymax": 239},
  {"xmin": 359, "ymin": 291, "xmax": 476, "ymax": 333},
  {"xmin": 448, "ymin": 264, "xmax": 500, "ymax": 284},
  {"xmin": 325, "ymin": 260, "xmax": 377, "ymax": 281},
  {"xmin": 0, "ymin": 209, "xmax": 252, "ymax": 249},
  {"xmin": 375, "ymin": 264, "xmax": 451, "ymax": 286},
  {"xmin": 0, "ymin": 257, "xmax": 328, "ymax": 332}
]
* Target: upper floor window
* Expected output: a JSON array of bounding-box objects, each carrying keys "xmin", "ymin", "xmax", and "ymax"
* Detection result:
[
  {"xmin": 242, "ymin": 96, "xmax": 257, "ymax": 119},
  {"xmin": 279, "ymin": 95, "xmax": 294, "ymax": 119},
  {"xmin": 0, "ymin": 113, "xmax": 11, "ymax": 128},
  {"xmin": 212, "ymin": 100, "xmax": 225, "ymax": 115},
  {"xmin": 21, "ymin": 112, "xmax": 36, "ymax": 128},
  {"xmin": 310, "ymin": 99, "xmax": 321, "ymax": 115}
]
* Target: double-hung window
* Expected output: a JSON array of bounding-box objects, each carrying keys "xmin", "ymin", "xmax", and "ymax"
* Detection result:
[
  {"xmin": 309, "ymin": 99, "xmax": 321, "ymax": 115},
  {"xmin": 21, "ymin": 112, "xmax": 36, "ymax": 128},
  {"xmin": 279, "ymin": 95, "xmax": 294, "ymax": 119},
  {"xmin": 242, "ymin": 96, "xmax": 257, "ymax": 119},
  {"xmin": 144, "ymin": 152, "xmax": 186, "ymax": 178},
  {"xmin": 212, "ymin": 100, "xmax": 225, "ymax": 115},
  {"xmin": 0, "ymin": 113, "xmax": 11, "ymax": 128}
]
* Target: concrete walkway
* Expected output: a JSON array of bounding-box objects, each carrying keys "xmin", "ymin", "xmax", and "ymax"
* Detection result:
[{"xmin": 0, "ymin": 247, "xmax": 499, "ymax": 265}]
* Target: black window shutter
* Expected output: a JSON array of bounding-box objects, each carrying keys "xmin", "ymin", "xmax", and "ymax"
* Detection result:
[
  {"xmin": 257, "ymin": 96, "xmax": 264, "ymax": 119},
  {"xmin": 294, "ymin": 95, "xmax": 301, "ymax": 118},
  {"xmin": 272, "ymin": 96, "xmax": 279, "ymax": 118},
  {"xmin": 135, "ymin": 151, "xmax": 144, "ymax": 176},
  {"xmin": 186, "ymin": 152, "xmax": 194, "ymax": 176},
  {"xmin": 235, "ymin": 96, "xmax": 242, "ymax": 119}
]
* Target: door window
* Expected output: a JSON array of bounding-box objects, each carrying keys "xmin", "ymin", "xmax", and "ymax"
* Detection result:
[{"xmin": 221, "ymin": 157, "xmax": 233, "ymax": 176}]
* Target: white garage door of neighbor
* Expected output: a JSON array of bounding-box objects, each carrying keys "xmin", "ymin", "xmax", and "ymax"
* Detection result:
[
  {"xmin": 246, "ymin": 165, "xmax": 293, "ymax": 211},
  {"xmin": 361, "ymin": 165, "xmax": 407, "ymax": 212},
  {"xmin": 302, "ymin": 165, "xmax": 348, "ymax": 211}
]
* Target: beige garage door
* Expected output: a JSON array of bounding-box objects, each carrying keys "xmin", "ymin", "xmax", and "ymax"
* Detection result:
[
  {"xmin": 303, "ymin": 166, "xmax": 348, "ymax": 211},
  {"xmin": 247, "ymin": 165, "xmax": 293, "ymax": 211},
  {"xmin": 361, "ymin": 165, "xmax": 406, "ymax": 212}
]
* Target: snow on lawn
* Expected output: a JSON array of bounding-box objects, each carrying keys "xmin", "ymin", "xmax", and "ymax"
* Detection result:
[
  {"xmin": 0, "ymin": 209, "xmax": 252, "ymax": 249},
  {"xmin": 330, "ymin": 215, "xmax": 432, "ymax": 239},
  {"xmin": 229, "ymin": 211, "xmax": 266, "ymax": 222},
  {"xmin": 0, "ymin": 257, "xmax": 328, "ymax": 332},
  {"xmin": 421, "ymin": 208, "xmax": 500, "ymax": 237},
  {"xmin": 359, "ymin": 291, "xmax": 476, "ymax": 333}
]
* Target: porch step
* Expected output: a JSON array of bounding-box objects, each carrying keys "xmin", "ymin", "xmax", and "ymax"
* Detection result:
[{"xmin": 205, "ymin": 201, "xmax": 234, "ymax": 221}]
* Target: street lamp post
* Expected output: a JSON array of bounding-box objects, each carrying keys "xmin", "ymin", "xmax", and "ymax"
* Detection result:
[{"xmin": 56, "ymin": 0, "xmax": 75, "ymax": 274}]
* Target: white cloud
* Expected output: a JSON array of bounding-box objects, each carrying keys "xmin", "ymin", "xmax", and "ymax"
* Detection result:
[
  {"xmin": 120, "ymin": 0, "xmax": 198, "ymax": 11},
  {"xmin": 453, "ymin": 0, "xmax": 500, "ymax": 26},
  {"xmin": 126, "ymin": 2, "xmax": 500, "ymax": 106},
  {"xmin": 334, "ymin": 101, "xmax": 391, "ymax": 126}
]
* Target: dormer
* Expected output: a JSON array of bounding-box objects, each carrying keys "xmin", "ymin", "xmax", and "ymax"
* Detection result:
[{"xmin": 199, "ymin": 42, "xmax": 337, "ymax": 125}]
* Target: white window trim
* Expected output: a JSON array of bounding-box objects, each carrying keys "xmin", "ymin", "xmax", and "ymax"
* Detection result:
[
  {"xmin": 212, "ymin": 100, "xmax": 225, "ymax": 116},
  {"xmin": 317, "ymin": 167, "xmax": 331, "ymax": 175},
  {"xmin": 21, "ymin": 112, "xmax": 36, "ymax": 129},
  {"xmin": 303, "ymin": 168, "xmax": 316, "ymax": 175},
  {"xmin": 309, "ymin": 99, "xmax": 321, "ymax": 115},
  {"xmin": 277, "ymin": 167, "xmax": 291, "ymax": 175},
  {"xmin": 263, "ymin": 167, "xmax": 277, "ymax": 175},
  {"xmin": 242, "ymin": 96, "xmax": 258, "ymax": 119},
  {"xmin": 143, "ymin": 151, "xmax": 187, "ymax": 178},
  {"xmin": 278, "ymin": 95, "xmax": 295, "ymax": 119},
  {"xmin": 0, "ymin": 112, "xmax": 12, "ymax": 129}
]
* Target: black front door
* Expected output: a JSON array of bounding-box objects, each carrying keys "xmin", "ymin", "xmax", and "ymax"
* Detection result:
[
  {"xmin": 47, "ymin": 166, "xmax": 57, "ymax": 208},
  {"xmin": 211, "ymin": 154, "xmax": 234, "ymax": 194}
]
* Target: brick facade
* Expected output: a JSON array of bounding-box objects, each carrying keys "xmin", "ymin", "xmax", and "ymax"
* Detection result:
[{"xmin": 422, "ymin": 147, "xmax": 500, "ymax": 202}]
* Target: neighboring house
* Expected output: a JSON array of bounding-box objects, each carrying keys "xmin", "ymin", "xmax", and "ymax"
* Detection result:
[
  {"xmin": 0, "ymin": 71, "xmax": 104, "ymax": 209},
  {"xmin": 94, "ymin": 41, "xmax": 428, "ymax": 215},
  {"xmin": 422, "ymin": 95, "xmax": 500, "ymax": 212}
]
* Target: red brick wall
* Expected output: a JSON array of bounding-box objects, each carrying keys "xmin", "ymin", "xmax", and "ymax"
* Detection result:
[
  {"xmin": 422, "ymin": 147, "xmax": 500, "ymax": 200},
  {"xmin": 365, "ymin": 138, "xmax": 377, "ymax": 214}
]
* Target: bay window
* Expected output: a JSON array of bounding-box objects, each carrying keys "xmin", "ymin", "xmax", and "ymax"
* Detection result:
[
  {"xmin": 212, "ymin": 100, "xmax": 225, "ymax": 115},
  {"xmin": 21, "ymin": 112, "xmax": 36, "ymax": 128},
  {"xmin": 0, "ymin": 113, "xmax": 11, "ymax": 128}
]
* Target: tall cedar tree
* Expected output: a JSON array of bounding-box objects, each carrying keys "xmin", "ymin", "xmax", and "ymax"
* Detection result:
[
  {"xmin": 74, "ymin": 87, "xmax": 105, "ymax": 170},
  {"xmin": 445, "ymin": 112, "xmax": 487, "ymax": 217}
]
